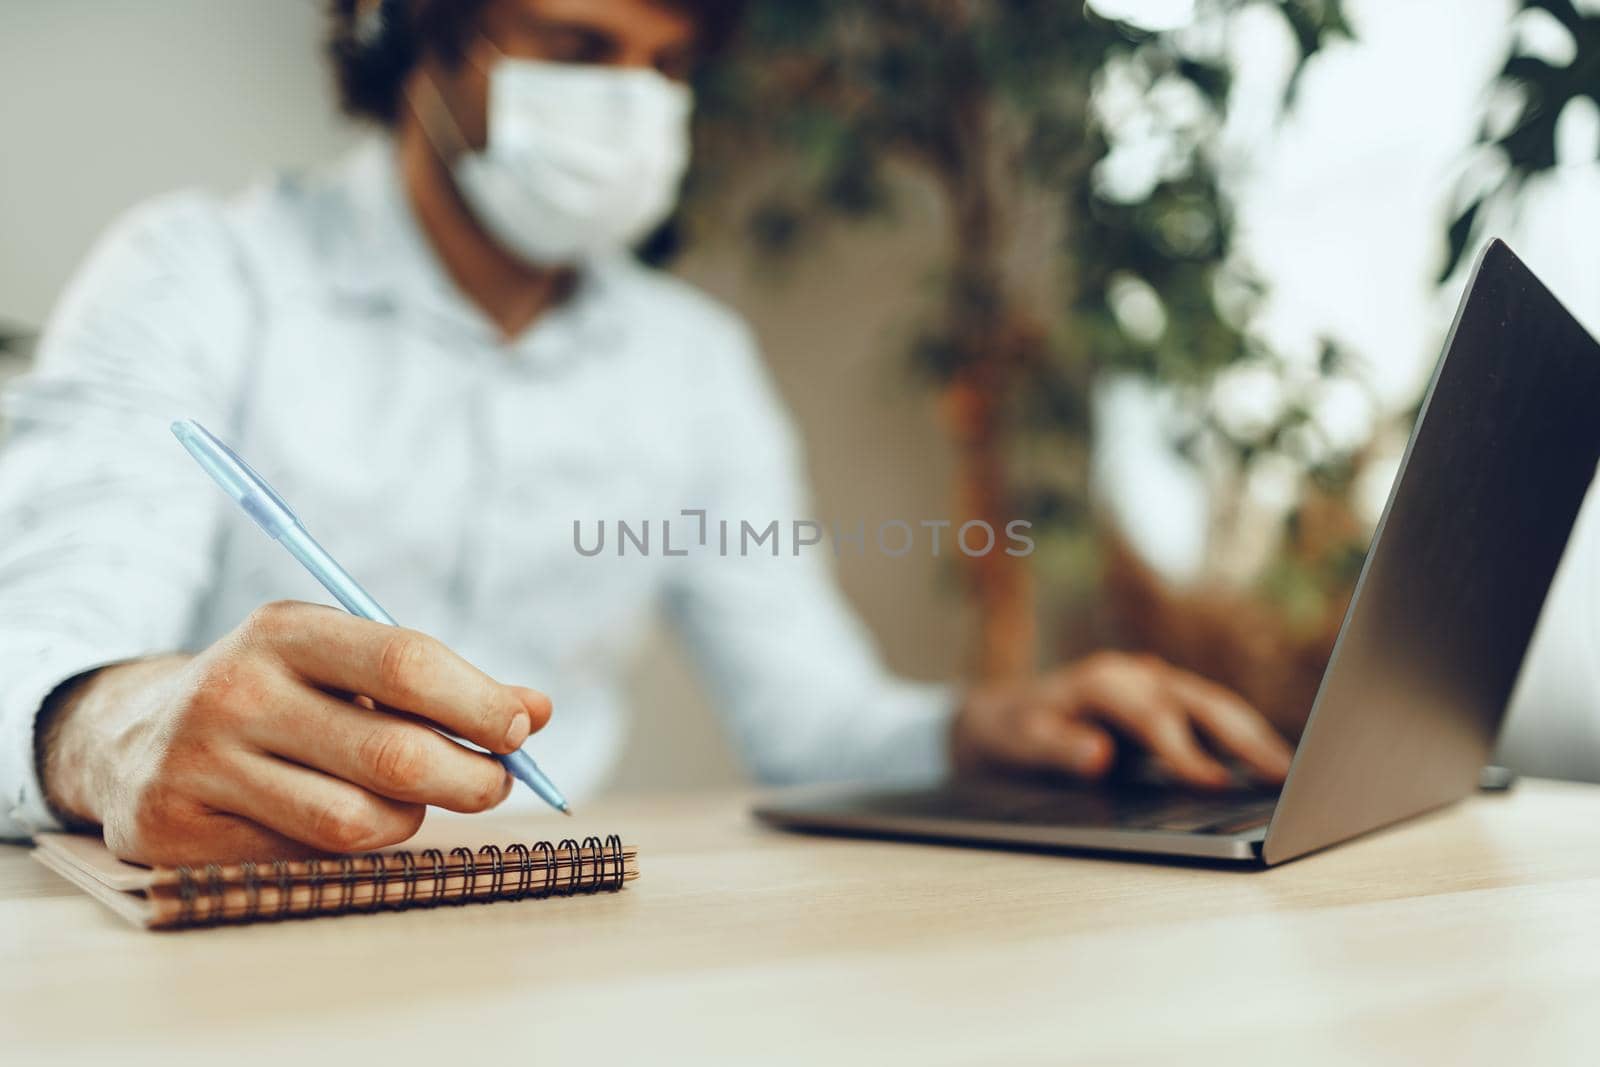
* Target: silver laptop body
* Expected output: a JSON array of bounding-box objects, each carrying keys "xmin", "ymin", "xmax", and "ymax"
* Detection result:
[{"xmin": 755, "ymin": 241, "xmax": 1600, "ymax": 866}]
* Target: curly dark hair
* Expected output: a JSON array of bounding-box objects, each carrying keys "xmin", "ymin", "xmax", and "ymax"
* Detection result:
[{"xmin": 328, "ymin": 0, "xmax": 745, "ymax": 126}]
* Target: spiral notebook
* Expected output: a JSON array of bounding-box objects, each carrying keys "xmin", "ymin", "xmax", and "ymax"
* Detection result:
[{"xmin": 34, "ymin": 823, "xmax": 639, "ymax": 930}]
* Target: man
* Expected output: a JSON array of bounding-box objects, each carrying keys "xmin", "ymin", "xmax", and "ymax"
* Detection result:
[{"xmin": 0, "ymin": 0, "xmax": 1291, "ymax": 865}]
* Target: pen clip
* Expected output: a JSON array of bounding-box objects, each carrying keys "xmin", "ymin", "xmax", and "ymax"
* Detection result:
[{"xmin": 171, "ymin": 419, "xmax": 303, "ymax": 538}]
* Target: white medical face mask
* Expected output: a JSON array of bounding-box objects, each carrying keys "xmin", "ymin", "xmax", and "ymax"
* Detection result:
[{"xmin": 447, "ymin": 56, "xmax": 693, "ymax": 266}]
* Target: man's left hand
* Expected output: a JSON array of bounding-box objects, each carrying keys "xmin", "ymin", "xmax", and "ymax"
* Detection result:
[{"xmin": 951, "ymin": 652, "xmax": 1294, "ymax": 789}]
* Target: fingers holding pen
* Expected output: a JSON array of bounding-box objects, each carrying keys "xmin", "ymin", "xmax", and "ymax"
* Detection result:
[
  {"xmin": 243, "ymin": 683, "xmax": 515, "ymax": 813},
  {"xmin": 241, "ymin": 602, "xmax": 552, "ymax": 753},
  {"xmin": 206, "ymin": 751, "xmax": 428, "ymax": 855},
  {"xmin": 61, "ymin": 594, "xmax": 561, "ymax": 864}
]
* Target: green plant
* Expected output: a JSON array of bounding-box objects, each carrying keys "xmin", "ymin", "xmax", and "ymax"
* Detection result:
[
  {"xmin": 1444, "ymin": 0, "xmax": 1600, "ymax": 279},
  {"xmin": 691, "ymin": 0, "xmax": 1352, "ymax": 676}
]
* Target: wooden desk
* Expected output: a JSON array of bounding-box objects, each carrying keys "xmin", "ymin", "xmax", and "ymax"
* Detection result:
[{"xmin": 3, "ymin": 781, "xmax": 1599, "ymax": 1065}]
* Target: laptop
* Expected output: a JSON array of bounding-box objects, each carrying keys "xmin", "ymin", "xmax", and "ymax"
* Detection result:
[{"xmin": 756, "ymin": 241, "xmax": 1600, "ymax": 866}]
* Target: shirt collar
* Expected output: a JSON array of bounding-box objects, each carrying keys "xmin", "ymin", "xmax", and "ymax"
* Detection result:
[{"xmin": 328, "ymin": 136, "xmax": 629, "ymax": 369}]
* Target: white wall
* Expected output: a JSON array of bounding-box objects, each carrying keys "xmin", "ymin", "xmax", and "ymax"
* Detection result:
[{"xmin": 0, "ymin": 0, "xmax": 353, "ymax": 328}]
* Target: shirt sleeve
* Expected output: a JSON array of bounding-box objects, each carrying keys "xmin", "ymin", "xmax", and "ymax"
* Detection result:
[
  {"xmin": 0, "ymin": 194, "xmax": 253, "ymax": 839},
  {"xmin": 663, "ymin": 317, "xmax": 957, "ymax": 787}
]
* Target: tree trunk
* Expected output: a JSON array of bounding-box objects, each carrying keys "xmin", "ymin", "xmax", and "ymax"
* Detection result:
[
  {"xmin": 944, "ymin": 373, "xmax": 1037, "ymax": 679},
  {"xmin": 937, "ymin": 79, "xmax": 1038, "ymax": 680}
]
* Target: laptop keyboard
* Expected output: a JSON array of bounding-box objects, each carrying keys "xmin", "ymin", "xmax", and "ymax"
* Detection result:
[{"xmin": 856, "ymin": 782, "xmax": 1279, "ymax": 836}]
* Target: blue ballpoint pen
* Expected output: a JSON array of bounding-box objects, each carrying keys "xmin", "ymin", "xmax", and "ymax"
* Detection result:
[{"xmin": 170, "ymin": 418, "xmax": 571, "ymax": 815}]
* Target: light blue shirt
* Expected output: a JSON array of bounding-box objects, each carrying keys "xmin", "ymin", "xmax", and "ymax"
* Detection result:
[{"xmin": 0, "ymin": 139, "xmax": 954, "ymax": 837}]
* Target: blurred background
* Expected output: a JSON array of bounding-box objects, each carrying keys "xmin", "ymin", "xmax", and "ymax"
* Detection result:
[{"xmin": 2, "ymin": 0, "xmax": 1597, "ymax": 790}]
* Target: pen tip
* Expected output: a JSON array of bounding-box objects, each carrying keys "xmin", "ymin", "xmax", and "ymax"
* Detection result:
[{"xmin": 561, "ymin": 806, "xmax": 573, "ymax": 816}]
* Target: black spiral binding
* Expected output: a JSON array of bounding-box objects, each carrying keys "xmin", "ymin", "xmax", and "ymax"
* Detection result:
[
  {"xmin": 272, "ymin": 859, "xmax": 292, "ymax": 920},
  {"xmin": 423, "ymin": 848, "xmax": 447, "ymax": 906},
  {"xmin": 240, "ymin": 861, "xmax": 261, "ymax": 917},
  {"xmin": 364, "ymin": 852, "xmax": 388, "ymax": 913},
  {"xmin": 335, "ymin": 856, "xmax": 359, "ymax": 911},
  {"xmin": 174, "ymin": 866, "xmax": 197, "ymax": 926},
  {"xmin": 169, "ymin": 834, "xmax": 626, "ymax": 927},
  {"xmin": 305, "ymin": 858, "xmax": 326, "ymax": 913},
  {"xmin": 449, "ymin": 847, "xmax": 478, "ymax": 905}
]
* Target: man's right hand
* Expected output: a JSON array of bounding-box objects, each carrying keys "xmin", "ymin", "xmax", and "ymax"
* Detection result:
[{"xmin": 36, "ymin": 601, "xmax": 552, "ymax": 866}]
